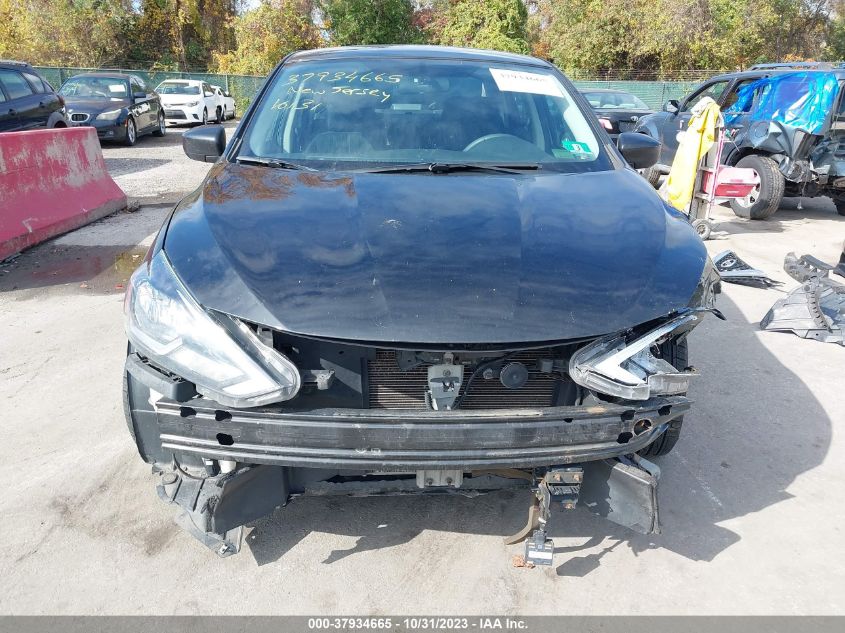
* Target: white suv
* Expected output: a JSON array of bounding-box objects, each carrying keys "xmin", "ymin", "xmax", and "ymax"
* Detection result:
[{"xmin": 155, "ymin": 79, "xmax": 222, "ymax": 126}]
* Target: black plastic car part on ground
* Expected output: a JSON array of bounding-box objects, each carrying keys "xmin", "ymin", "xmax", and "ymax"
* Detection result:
[
  {"xmin": 59, "ymin": 72, "xmax": 166, "ymax": 145},
  {"xmin": 122, "ymin": 45, "xmax": 720, "ymax": 558},
  {"xmin": 0, "ymin": 60, "xmax": 67, "ymax": 132},
  {"xmin": 634, "ymin": 64, "xmax": 845, "ymax": 219}
]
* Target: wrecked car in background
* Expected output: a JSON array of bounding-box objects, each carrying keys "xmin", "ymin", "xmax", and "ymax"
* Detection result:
[
  {"xmin": 122, "ymin": 46, "xmax": 721, "ymax": 565},
  {"xmin": 635, "ymin": 64, "xmax": 845, "ymax": 219}
]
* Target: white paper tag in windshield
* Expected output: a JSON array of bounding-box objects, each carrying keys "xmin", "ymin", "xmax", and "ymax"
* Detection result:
[{"xmin": 489, "ymin": 68, "xmax": 563, "ymax": 97}]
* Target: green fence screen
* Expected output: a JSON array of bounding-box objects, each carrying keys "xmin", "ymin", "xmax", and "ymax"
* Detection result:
[
  {"xmin": 572, "ymin": 80, "xmax": 703, "ymax": 109},
  {"xmin": 34, "ymin": 66, "xmax": 266, "ymax": 110},
  {"xmin": 35, "ymin": 67, "xmax": 706, "ymax": 111}
]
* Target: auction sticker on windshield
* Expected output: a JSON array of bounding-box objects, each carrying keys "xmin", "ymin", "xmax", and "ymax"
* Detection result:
[{"xmin": 488, "ymin": 68, "xmax": 563, "ymax": 97}]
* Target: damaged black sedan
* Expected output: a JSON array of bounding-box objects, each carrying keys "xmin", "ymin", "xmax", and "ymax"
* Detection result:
[{"xmin": 123, "ymin": 46, "xmax": 721, "ymax": 564}]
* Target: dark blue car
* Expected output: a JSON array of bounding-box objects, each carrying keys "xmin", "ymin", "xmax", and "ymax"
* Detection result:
[
  {"xmin": 122, "ymin": 46, "xmax": 720, "ymax": 562},
  {"xmin": 59, "ymin": 72, "xmax": 165, "ymax": 145}
]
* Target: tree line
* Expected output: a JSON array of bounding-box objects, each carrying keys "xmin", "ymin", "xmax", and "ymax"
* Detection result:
[{"xmin": 1, "ymin": 0, "xmax": 844, "ymax": 77}]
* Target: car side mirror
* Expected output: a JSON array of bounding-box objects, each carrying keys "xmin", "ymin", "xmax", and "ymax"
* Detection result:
[
  {"xmin": 133, "ymin": 92, "xmax": 146, "ymax": 102},
  {"xmin": 204, "ymin": 91, "xmax": 213, "ymax": 97},
  {"xmin": 663, "ymin": 99, "xmax": 680, "ymax": 114},
  {"xmin": 183, "ymin": 124, "xmax": 226, "ymax": 163},
  {"xmin": 616, "ymin": 132, "xmax": 661, "ymax": 170}
]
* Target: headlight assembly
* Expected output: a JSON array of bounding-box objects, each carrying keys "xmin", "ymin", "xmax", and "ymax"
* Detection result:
[
  {"xmin": 96, "ymin": 109, "xmax": 123, "ymax": 121},
  {"xmin": 569, "ymin": 313, "xmax": 699, "ymax": 401},
  {"xmin": 124, "ymin": 251, "xmax": 301, "ymax": 407}
]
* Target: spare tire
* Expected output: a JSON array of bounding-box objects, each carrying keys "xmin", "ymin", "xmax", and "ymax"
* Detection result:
[
  {"xmin": 730, "ymin": 154, "xmax": 784, "ymax": 220},
  {"xmin": 642, "ymin": 165, "xmax": 661, "ymax": 188}
]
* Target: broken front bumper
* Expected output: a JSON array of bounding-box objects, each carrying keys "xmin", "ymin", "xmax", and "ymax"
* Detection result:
[
  {"xmin": 125, "ymin": 364, "xmax": 687, "ymax": 558},
  {"xmin": 126, "ymin": 365, "xmax": 690, "ymax": 470}
]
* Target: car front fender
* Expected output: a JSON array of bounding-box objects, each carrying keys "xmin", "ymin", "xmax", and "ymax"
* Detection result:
[{"xmin": 632, "ymin": 112, "xmax": 668, "ymax": 144}]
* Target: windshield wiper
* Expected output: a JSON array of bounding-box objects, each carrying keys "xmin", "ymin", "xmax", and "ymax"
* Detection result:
[
  {"xmin": 235, "ymin": 156, "xmax": 317, "ymax": 171},
  {"xmin": 361, "ymin": 162, "xmax": 541, "ymax": 175}
]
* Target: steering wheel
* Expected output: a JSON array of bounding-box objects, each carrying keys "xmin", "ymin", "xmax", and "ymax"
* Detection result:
[{"xmin": 463, "ymin": 133, "xmax": 523, "ymax": 152}]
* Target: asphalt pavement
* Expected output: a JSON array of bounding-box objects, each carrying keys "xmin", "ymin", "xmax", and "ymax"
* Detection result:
[{"xmin": 101, "ymin": 119, "xmax": 240, "ymax": 205}]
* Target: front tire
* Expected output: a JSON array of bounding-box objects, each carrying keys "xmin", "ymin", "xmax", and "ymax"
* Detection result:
[
  {"xmin": 833, "ymin": 198, "xmax": 845, "ymax": 216},
  {"xmin": 730, "ymin": 154, "xmax": 784, "ymax": 220},
  {"xmin": 215, "ymin": 107, "xmax": 222, "ymax": 124},
  {"xmin": 152, "ymin": 111, "xmax": 165, "ymax": 137},
  {"xmin": 123, "ymin": 117, "xmax": 137, "ymax": 146},
  {"xmin": 201, "ymin": 108, "xmax": 208, "ymax": 126},
  {"xmin": 638, "ymin": 338, "xmax": 688, "ymax": 458}
]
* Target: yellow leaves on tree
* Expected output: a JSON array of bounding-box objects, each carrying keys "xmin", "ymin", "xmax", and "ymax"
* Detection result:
[{"xmin": 214, "ymin": 0, "xmax": 321, "ymax": 76}]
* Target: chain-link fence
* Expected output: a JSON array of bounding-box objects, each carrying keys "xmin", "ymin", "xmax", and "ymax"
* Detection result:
[
  {"xmin": 572, "ymin": 80, "xmax": 704, "ymax": 109},
  {"xmin": 34, "ymin": 66, "xmax": 266, "ymax": 112},
  {"xmin": 35, "ymin": 66, "xmax": 712, "ymax": 112}
]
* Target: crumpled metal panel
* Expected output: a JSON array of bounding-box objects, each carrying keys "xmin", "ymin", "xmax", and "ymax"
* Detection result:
[
  {"xmin": 723, "ymin": 72, "xmax": 840, "ymax": 135},
  {"xmin": 761, "ymin": 277, "xmax": 845, "ymax": 345}
]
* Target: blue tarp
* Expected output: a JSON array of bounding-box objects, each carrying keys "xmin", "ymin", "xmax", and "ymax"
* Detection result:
[{"xmin": 723, "ymin": 71, "xmax": 841, "ymax": 135}]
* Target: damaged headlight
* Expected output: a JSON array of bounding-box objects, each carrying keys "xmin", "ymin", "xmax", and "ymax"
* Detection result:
[
  {"xmin": 124, "ymin": 250, "xmax": 301, "ymax": 407},
  {"xmin": 569, "ymin": 313, "xmax": 699, "ymax": 401}
]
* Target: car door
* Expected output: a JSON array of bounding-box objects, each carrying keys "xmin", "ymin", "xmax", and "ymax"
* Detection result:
[
  {"xmin": 145, "ymin": 78, "xmax": 162, "ymax": 126},
  {"xmin": 202, "ymin": 82, "xmax": 217, "ymax": 117},
  {"xmin": 0, "ymin": 68, "xmax": 41, "ymax": 130},
  {"xmin": 22, "ymin": 70, "xmax": 59, "ymax": 126},
  {"xmin": 719, "ymin": 76, "xmax": 766, "ymax": 147},
  {"xmin": 214, "ymin": 87, "xmax": 225, "ymax": 114},
  {"xmin": 659, "ymin": 79, "xmax": 731, "ymax": 165},
  {"xmin": 129, "ymin": 76, "xmax": 154, "ymax": 131},
  {"xmin": 0, "ymin": 82, "xmax": 19, "ymax": 131}
]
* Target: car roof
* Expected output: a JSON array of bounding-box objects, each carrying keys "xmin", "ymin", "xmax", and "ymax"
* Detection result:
[
  {"xmin": 0, "ymin": 59, "xmax": 34, "ymax": 69},
  {"xmin": 159, "ymin": 78, "xmax": 203, "ymax": 84},
  {"xmin": 704, "ymin": 68, "xmax": 845, "ymax": 83},
  {"xmin": 287, "ymin": 45, "xmax": 554, "ymax": 69}
]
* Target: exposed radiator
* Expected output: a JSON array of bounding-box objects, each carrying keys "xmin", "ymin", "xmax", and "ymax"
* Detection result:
[{"xmin": 367, "ymin": 350, "xmax": 559, "ymax": 410}]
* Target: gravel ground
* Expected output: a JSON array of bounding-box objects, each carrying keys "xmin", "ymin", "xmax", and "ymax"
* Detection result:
[
  {"xmin": 1, "ymin": 156, "xmax": 844, "ymax": 614},
  {"xmin": 101, "ymin": 119, "xmax": 239, "ymax": 205}
]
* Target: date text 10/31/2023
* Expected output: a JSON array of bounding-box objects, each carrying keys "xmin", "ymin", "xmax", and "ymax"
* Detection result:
[
  {"xmin": 271, "ymin": 70, "xmax": 403, "ymax": 112},
  {"xmin": 306, "ymin": 617, "xmax": 529, "ymax": 630}
]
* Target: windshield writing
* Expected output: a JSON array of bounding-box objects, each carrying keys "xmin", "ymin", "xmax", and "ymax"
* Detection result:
[{"xmin": 240, "ymin": 59, "xmax": 610, "ymax": 173}]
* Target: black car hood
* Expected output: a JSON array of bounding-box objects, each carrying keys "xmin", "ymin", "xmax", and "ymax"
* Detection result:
[
  {"xmin": 64, "ymin": 97, "xmax": 129, "ymax": 113},
  {"xmin": 163, "ymin": 164, "xmax": 707, "ymax": 344}
]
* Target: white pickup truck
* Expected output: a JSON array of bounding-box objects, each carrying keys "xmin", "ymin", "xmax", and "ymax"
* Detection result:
[
  {"xmin": 210, "ymin": 85, "xmax": 236, "ymax": 120},
  {"xmin": 156, "ymin": 79, "xmax": 224, "ymax": 126}
]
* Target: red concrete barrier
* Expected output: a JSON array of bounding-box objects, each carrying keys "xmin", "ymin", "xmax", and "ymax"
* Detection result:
[{"xmin": 0, "ymin": 127, "xmax": 126, "ymax": 261}]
